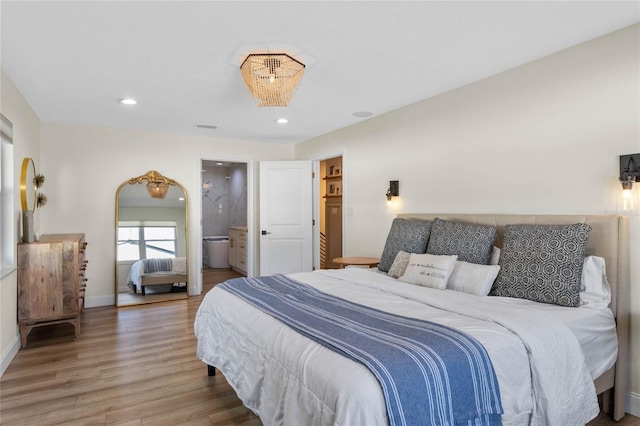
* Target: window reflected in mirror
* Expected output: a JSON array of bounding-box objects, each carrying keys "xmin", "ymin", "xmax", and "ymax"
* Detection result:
[{"xmin": 117, "ymin": 223, "xmax": 178, "ymax": 261}]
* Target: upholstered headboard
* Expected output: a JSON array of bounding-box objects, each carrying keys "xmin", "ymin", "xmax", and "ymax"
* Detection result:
[{"xmin": 398, "ymin": 213, "xmax": 630, "ymax": 420}]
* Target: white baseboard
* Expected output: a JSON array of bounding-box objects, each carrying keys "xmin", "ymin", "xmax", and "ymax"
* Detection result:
[
  {"xmin": 627, "ymin": 391, "xmax": 640, "ymax": 418},
  {"xmin": 1, "ymin": 335, "xmax": 20, "ymax": 377},
  {"xmin": 85, "ymin": 295, "xmax": 115, "ymax": 308}
]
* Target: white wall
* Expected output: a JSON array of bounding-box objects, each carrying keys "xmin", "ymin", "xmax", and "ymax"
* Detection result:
[
  {"xmin": 38, "ymin": 122, "xmax": 293, "ymax": 307},
  {"xmin": 296, "ymin": 24, "xmax": 640, "ymax": 415},
  {"xmin": 0, "ymin": 70, "xmax": 42, "ymax": 374}
]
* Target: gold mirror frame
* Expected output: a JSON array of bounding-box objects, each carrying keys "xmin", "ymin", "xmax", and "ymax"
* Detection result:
[
  {"xmin": 115, "ymin": 171, "xmax": 189, "ymax": 307},
  {"xmin": 20, "ymin": 158, "xmax": 37, "ymax": 212}
]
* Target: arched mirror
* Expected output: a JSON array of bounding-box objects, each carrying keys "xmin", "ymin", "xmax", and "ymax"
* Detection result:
[{"xmin": 115, "ymin": 171, "xmax": 189, "ymax": 307}]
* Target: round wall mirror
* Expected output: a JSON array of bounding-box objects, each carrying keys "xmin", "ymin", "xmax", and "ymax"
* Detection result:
[
  {"xmin": 115, "ymin": 171, "xmax": 189, "ymax": 307},
  {"xmin": 20, "ymin": 158, "xmax": 37, "ymax": 212}
]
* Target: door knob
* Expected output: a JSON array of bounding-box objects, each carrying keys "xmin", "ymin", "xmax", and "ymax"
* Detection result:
[{"xmin": 261, "ymin": 230, "xmax": 271, "ymax": 235}]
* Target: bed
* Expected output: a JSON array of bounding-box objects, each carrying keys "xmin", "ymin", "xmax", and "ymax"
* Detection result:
[
  {"xmin": 127, "ymin": 257, "xmax": 187, "ymax": 295},
  {"xmin": 194, "ymin": 214, "xmax": 629, "ymax": 425}
]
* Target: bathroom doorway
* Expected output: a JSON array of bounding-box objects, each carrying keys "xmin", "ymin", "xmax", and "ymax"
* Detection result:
[{"xmin": 201, "ymin": 160, "xmax": 248, "ymax": 280}]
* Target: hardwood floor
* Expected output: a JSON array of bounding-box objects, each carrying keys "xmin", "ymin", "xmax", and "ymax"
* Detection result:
[
  {"xmin": 0, "ymin": 268, "xmax": 260, "ymax": 426},
  {"xmin": 1, "ymin": 267, "xmax": 638, "ymax": 425}
]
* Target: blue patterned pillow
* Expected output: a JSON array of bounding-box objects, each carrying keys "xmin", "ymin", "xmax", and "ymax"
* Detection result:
[
  {"xmin": 490, "ymin": 223, "xmax": 591, "ymax": 307},
  {"xmin": 378, "ymin": 219, "xmax": 432, "ymax": 272},
  {"xmin": 426, "ymin": 218, "xmax": 497, "ymax": 265}
]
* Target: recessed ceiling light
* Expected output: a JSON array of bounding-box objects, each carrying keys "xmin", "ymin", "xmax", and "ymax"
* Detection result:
[
  {"xmin": 119, "ymin": 98, "xmax": 137, "ymax": 105},
  {"xmin": 275, "ymin": 118, "xmax": 289, "ymax": 124},
  {"xmin": 352, "ymin": 111, "xmax": 373, "ymax": 118},
  {"xmin": 216, "ymin": 162, "xmax": 224, "ymax": 166}
]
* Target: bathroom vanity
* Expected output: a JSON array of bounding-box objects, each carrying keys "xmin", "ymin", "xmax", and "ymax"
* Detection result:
[{"xmin": 229, "ymin": 226, "xmax": 248, "ymax": 275}]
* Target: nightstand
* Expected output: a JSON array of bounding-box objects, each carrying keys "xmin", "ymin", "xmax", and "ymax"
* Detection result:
[{"xmin": 332, "ymin": 257, "xmax": 380, "ymax": 269}]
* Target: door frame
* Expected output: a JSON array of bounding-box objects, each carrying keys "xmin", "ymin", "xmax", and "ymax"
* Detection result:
[
  {"xmin": 195, "ymin": 155, "xmax": 255, "ymax": 295},
  {"xmin": 311, "ymin": 150, "xmax": 346, "ymax": 271}
]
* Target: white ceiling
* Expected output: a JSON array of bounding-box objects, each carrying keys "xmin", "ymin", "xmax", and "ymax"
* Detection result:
[{"xmin": 1, "ymin": 1, "xmax": 638, "ymax": 145}]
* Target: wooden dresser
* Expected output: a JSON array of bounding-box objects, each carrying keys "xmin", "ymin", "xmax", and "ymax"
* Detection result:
[{"xmin": 17, "ymin": 233, "xmax": 88, "ymax": 346}]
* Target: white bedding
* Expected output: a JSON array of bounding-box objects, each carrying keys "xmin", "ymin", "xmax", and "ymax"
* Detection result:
[
  {"xmin": 127, "ymin": 259, "xmax": 145, "ymax": 291},
  {"xmin": 486, "ymin": 295, "xmax": 618, "ymax": 380},
  {"xmin": 195, "ymin": 268, "xmax": 616, "ymax": 426}
]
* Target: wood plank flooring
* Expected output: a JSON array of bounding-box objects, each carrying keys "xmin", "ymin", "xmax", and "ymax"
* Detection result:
[{"xmin": 1, "ymin": 268, "xmax": 638, "ymax": 425}]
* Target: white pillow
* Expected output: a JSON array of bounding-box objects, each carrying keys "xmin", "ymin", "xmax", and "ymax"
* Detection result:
[
  {"xmin": 489, "ymin": 246, "xmax": 500, "ymax": 265},
  {"xmin": 172, "ymin": 257, "xmax": 187, "ymax": 274},
  {"xmin": 399, "ymin": 253, "xmax": 457, "ymax": 289},
  {"xmin": 388, "ymin": 251, "xmax": 411, "ymax": 279},
  {"xmin": 448, "ymin": 261, "xmax": 501, "ymax": 296},
  {"xmin": 580, "ymin": 256, "xmax": 611, "ymax": 309}
]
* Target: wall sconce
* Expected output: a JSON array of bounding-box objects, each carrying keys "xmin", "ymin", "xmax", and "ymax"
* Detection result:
[
  {"xmin": 619, "ymin": 154, "xmax": 640, "ymax": 211},
  {"xmin": 386, "ymin": 180, "xmax": 399, "ymax": 204}
]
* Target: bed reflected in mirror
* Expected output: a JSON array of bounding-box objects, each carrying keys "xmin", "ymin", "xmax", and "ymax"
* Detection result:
[{"xmin": 115, "ymin": 171, "xmax": 189, "ymax": 307}]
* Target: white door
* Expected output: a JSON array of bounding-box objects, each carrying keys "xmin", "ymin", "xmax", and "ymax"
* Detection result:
[{"xmin": 259, "ymin": 161, "xmax": 313, "ymax": 275}]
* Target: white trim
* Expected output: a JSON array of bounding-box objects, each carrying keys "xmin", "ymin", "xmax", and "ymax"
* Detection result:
[
  {"xmin": 308, "ymin": 149, "xmax": 346, "ymax": 270},
  {"xmin": 85, "ymin": 295, "xmax": 115, "ymax": 308},
  {"xmin": 1, "ymin": 116, "xmax": 15, "ymax": 272},
  {"xmin": 1, "ymin": 335, "xmax": 20, "ymax": 377},
  {"xmin": 1, "ymin": 266, "xmax": 16, "ymax": 279},
  {"xmin": 1, "ymin": 114, "xmax": 14, "ymax": 143},
  {"xmin": 627, "ymin": 390, "xmax": 640, "ymax": 417}
]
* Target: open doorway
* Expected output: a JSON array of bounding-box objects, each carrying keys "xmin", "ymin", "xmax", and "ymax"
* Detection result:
[
  {"xmin": 319, "ymin": 156, "xmax": 343, "ymax": 269},
  {"xmin": 201, "ymin": 160, "xmax": 248, "ymax": 287}
]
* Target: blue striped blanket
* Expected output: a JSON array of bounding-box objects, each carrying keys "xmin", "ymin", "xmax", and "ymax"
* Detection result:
[{"xmin": 218, "ymin": 274, "xmax": 503, "ymax": 426}]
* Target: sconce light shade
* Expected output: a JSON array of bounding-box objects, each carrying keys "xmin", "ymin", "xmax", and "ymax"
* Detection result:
[
  {"xmin": 619, "ymin": 154, "xmax": 640, "ymax": 211},
  {"xmin": 386, "ymin": 180, "xmax": 399, "ymax": 201}
]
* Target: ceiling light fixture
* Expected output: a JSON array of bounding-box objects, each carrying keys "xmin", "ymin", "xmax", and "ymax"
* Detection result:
[
  {"xmin": 146, "ymin": 181, "xmax": 169, "ymax": 199},
  {"xmin": 240, "ymin": 53, "xmax": 305, "ymax": 107},
  {"xmin": 127, "ymin": 170, "xmax": 174, "ymax": 199},
  {"xmin": 120, "ymin": 98, "xmax": 137, "ymax": 105},
  {"xmin": 275, "ymin": 118, "xmax": 288, "ymax": 124}
]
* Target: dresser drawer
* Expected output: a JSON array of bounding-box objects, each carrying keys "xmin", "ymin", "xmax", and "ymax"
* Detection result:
[{"xmin": 237, "ymin": 254, "xmax": 247, "ymax": 271}]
